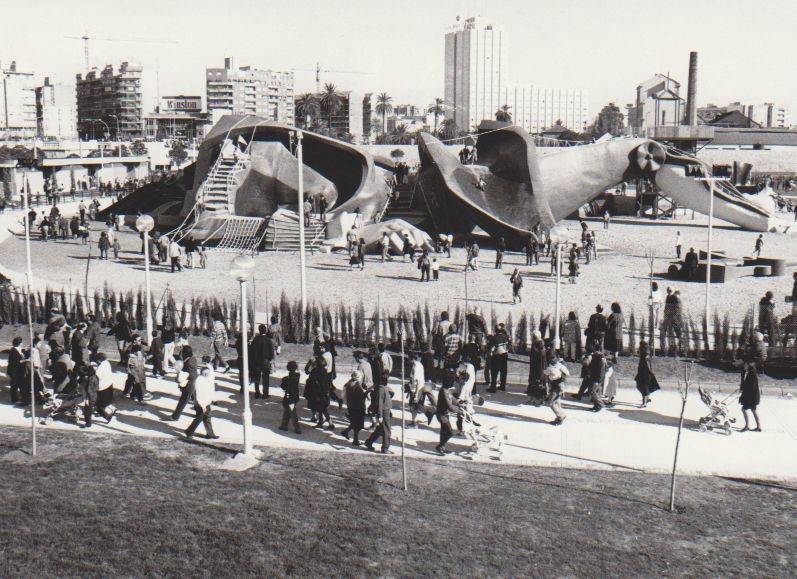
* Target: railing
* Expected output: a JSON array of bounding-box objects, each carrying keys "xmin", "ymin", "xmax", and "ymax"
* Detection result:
[
  {"xmin": 167, "ymin": 203, "xmax": 198, "ymax": 243},
  {"xmin": 195, "ymin": 152, "xmax": 227, "ymax": 211},
  {"xmin": 226, "ymin": 155, "xmax": 249, "ymax": 213},
  {"xmin": 308, "ymin": 222, "xmax": 327, "ymax": 254},
  {"xmin": 375, "ymin": 191, "xmax": 392, "ymax": 223}
]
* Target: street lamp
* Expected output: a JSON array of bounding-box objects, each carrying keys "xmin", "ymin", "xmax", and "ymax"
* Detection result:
[
  {"xmin": 229, "ymin": 254, "xmax": 255, "ymax": 456},
  {"xmin": 108, "ymin": 114, "xmax": 121, "ymax": 140},
  {"xmin": 695, "ymin": 175, "xmax": 724, "ymax": 338},
  {"xmin": 549, "ymin": 223, "xmax": 570, "ymax": 350},
  {"xmin": 22, "ymin": 173, "xmax": 37, "ymax": 455},
  {"xmin": 135, "ymin": 214, "xmax": 155, "ymax": 344},
  {"xmin": 294, "ymin": 130, "xmax": 308, "ymax": 317}
]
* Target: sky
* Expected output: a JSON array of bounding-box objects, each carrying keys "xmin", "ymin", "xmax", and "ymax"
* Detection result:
[{"xmin": 2, "ymin": 0, "xmax": 796, "ymax": 118}]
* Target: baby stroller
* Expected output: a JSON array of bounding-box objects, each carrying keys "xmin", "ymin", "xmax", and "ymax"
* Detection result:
[
  {"xmin": 697, "ymin": 386, "xmax": 735, "ymax": 436},
  {"xmin": 40, "ymin": 390, "xmax": 85, "ymax": 425},
  {"xmin": 459, "ymin": 396, "xmax": 506, "ymax": 460}
]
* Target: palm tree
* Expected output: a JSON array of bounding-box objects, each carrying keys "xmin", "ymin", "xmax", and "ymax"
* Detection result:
[
  {"xmin": 320, "ymin": 83, "xmax": 342, "ymax": 136},
  {"xmin": 495, "ymin": 104, "xmax": 512, "ymax": 123},
  {"xmin": 375, "ymin": 92, "xmax": 393, "ymax": 134},
  {"xmin": 295, "ymin": 93, "xmax": 320, "ymax": 129},
  {"xmin": 440, "ymin": 118, "xmax": 458, "ymax": 140},
  {"xmin": 429, "ymin": 97, "xmax": 444, "ymax": 136},
  {"xmin": 390, "ymin": 124, "xmax": 413, "ymax": 145}
]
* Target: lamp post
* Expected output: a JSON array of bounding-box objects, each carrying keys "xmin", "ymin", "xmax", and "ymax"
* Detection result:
[
  {"xmin": 22, "ymin": 174, "xmax": 36, "ymax": 456},
  {"xmin": 108, "ymin": 114, "xmax": 121, "ymax": 140},
  {"xmin": 696, "ymin": 176, "xmax": 724, "ymax": 341},
  {"xmin": 135, "ymin": 214, "xmax": 155, "ymax": 344},
  {"xmin": 230, "ymin": 254, "xmax": 255, "ymax": 456},
  {"xmin": 87, "ymin": 118, "xmax": 110, "ymax": 180},
  {"xmin": 549, "ymin": 224, "xmax": 570, "ymax": 350},
  {"xmin": 295, "ymin": 130, "xmax": 308, "ymax": 317}
]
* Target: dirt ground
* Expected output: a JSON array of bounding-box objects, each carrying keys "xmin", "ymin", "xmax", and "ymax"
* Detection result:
[{"xmin": 1, "ymin": 216, "xmax": 794, "ymax": 330}]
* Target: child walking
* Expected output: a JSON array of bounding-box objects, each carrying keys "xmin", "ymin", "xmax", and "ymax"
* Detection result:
[{"xmin": 510, "ymin": 268, "xmax": 523, "ymax": 304}]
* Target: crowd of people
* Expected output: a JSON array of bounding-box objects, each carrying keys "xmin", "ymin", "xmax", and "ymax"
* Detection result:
[
  {"xmin": 340, "ymin": 219, "xmax": 607, "ymax": 299},
  {"xmin": 23, "ymin": 203, "xmax": 210, "ymax": 273},
  {"xmin": 40, "ymin": 176, "xmax": 141, "ymax": 207},
  {"xmin": 2, "ymin": 281, "xmax": 775, "ymax": 460},
  {"xmin": 4, "ymin": 191, "xmax": 787, "ymax": 453}
]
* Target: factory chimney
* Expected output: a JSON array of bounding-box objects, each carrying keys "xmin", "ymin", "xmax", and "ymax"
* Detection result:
[{"xmin": 686, "ymin": 51, "xmax": 698, "ymax": 126}]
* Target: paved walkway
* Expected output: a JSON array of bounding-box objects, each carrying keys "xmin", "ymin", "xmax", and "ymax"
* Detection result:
[{"xmin": 2, "ymin": 357, "xmax": 795, "ymax": 481}]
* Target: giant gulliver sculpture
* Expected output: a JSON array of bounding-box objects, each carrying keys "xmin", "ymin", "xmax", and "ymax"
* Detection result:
[
  {"xmin": 103, "ymin": 116, "xmax": 791, "ymax": 253},
  {"xmin": 416, "ymin": 124, "xmax": 793, "ymax": 245}
]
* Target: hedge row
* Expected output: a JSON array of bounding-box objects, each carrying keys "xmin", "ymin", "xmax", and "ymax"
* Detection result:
[{"xmin": 0, "ymin": 284, "xmax": 766, "ymax": 360}]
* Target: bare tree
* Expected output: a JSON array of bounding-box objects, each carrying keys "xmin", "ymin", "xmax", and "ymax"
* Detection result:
[
  {"xmin": 669, "ymin": 360, "xmax": 693, "ymax": 512},
  {"xmin": 644, "ymin": 248, "xmax": 659, "ymax": 356}
]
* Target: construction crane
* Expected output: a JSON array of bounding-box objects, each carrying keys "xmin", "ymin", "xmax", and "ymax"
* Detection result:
[
  {"xmin": 65, "ymin": 31, "xmax": 179, "ymax": 73},
  {"xmin": 292, "ymin": 62, "xmax": 371, "ymax": 93}
]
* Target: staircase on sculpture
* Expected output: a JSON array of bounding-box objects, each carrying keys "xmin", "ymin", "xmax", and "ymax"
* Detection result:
[
  {"xmin": 262, "ymin": 208, "xmax": 326, "ymax": 252},
  {"xmin": 197, "ymin": 154, "xmax": 243, "ymax": 214},
  {"xmin": 191, "ymin": 148, "xmax": 270, "ymax": 253},
  {"xmin": 383, "ymin": 180, "xmax": 428, "ymax": 225}
]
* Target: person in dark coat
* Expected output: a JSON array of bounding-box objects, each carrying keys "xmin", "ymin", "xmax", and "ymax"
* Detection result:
[
  {"xmin": 62, "ymin": 325, "xmax": 73, "ymax": 356},
  {"xmin": 526, "ymin": 332, "xmax": 546, "ymax": 404},
  {"xmin": 303, "ymin": 356, "xmax": 322, "ymax": 423},
  {"xmin": 86, "ymin": 314, "xmax": 102, "ymax": 361},
  {"xmin": 487, "ymin": 323, "xmax": 510, "ymax": 392},
  {"xmin": 605, "ymin": 302, "xmax": 625, "ymax": 355},
  {"xmin": 436, "ymin": 381, "xmax": 459, "ymax": 455},
  {"xmin": 51, "ymin": 346, "xmax": 75, "ymax": 393},
  {"xmin": 635, "ymin": 341, "xmax": 660, "ymax": 407},
  {"xmin": 366, "ymin": 347, "xmax": 384, "ymax": 421},
  {"xmin": 364, "ymin": 381, "xmax": 392, "ymax": 453},
  {"xmin": 739, "ymin": 360, "xmax": 761, "ymax": 432},
  {"xmin": 250, "ymin": 324, "xmax": 275, "ymax": 398},
  {"xmin": 7, "ymin": 337, "xmax": 25, "ymax": 404},
  {"xmin": 586, "ymin": 350, "xmax": 607, "ymax": 412},
  {"xmin": 575, "ymin": 342, "xmax": 597, "ymax": 399},
  {"xmin": 278, "ymin": 361, "xmax": 302, "ymax": 434},
  {"xmin": 684, "ymin": 247, "xmax": 699, "ymax": 281},
  {"xmin": 113, "ymin": 309, "xmax": 133, "ymax": 365},
  {"xmin": 148, "ymin": 330, "xmax": 166, "ymax": 376},
  {"xmin": 758, "ymin": 291, "xmax": 777, "ymax": 345},
  {"xmin": 70, "ymin": 323, "xmax": 90, "ymax": 370},
  {"xmin": 306, "ymin": 355, "xmax": 333, "ymax": 429},
  {"xmin": 80, "ymin": 365, "xmax": 99, "ymax": 428},
  {"xmin": 739, "ymin": 336, "xmax": 764, "ymax": 432},
  {"xmin": 586, "ymin": 305, "xmax": 608, "ymax": 350},
  {"xmin": 495, "ymin": 236, "xmax": 506, "ymax": 269},
  {"xmin": 342, "ymin": 370, "xmax": 367, "ymax": 446}
]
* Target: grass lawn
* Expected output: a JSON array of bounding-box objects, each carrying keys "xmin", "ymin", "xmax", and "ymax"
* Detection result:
[{"xmin": 1, "ymin": 426, "xmax": 794, "ymax": 577}]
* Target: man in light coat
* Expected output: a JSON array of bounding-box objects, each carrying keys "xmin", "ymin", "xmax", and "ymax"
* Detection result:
[{"xmin": 185, "ymin": 363, "xmax": 219, "ymax": 440}]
